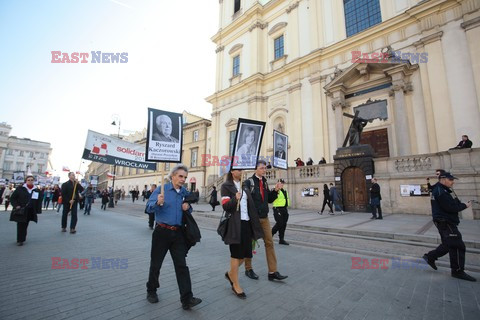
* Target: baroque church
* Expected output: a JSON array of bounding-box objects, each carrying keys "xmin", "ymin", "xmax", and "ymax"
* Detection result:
[{"xmin": 206, "ymin": 0, "xmax": 480, "ymax": 218}]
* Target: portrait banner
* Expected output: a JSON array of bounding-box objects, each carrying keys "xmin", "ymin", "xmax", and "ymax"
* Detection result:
[
  {"xmin": 273, "ymin": 130, "xmax": 288, "ymax": 170},
  {"xmin": 0, "ymin": 178, "xmax": 6, "ymax": 186},
  {"xmin": 231, "ymin": 118, "xmax": 266, "ymax": 170},
  {"xmin": 13, "ymin": 171, "xmax": 25, "ymax": 184},
  {"xmin": 90, "ymin": 175, "xmax": 99, "ymax": 186},
  {"xmin": 52, "ymin": 176, "xmax": 60, "ymax": 185},
  {"xmin": 82, "ymin": 130, "xmax": 156, "ymax": 170},
  {"xmin": 145, "ymin": 108, "xmax": 183, "ymax": 163}
]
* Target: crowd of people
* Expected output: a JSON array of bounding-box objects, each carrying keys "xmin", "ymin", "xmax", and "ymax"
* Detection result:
[{"xmin": 2, "ymin": 146, "xmax": 477, "ymax": 310}]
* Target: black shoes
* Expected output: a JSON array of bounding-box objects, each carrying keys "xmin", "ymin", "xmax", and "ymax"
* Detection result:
[
  {"xmin": 370, "ymin": 216, "xmax": 376, "ymax": 219},
  {"xmin": 61, "ymin": 228, "xmax": 67, "ymax": 232},
  {"xmin": 245, "ymin": 269, "xmax": 259, "ymax": 280},
  {"xmin": 146, "ymin": 292, "xmax": 159, "ymax": 303},
  {"xmin": 279, "ymin": 240, "xmax": 289, "ymax": 245},
  {"xmin": 268, "ymin": 271, "xmax": 288, "ymax": 281},
  {"xmin": 182, "ymin": 297, "xmax": 202, "ymax": 310},
  {"xmin": 17, "ymin": 242, "xmax": 24, "ymax": 246},
  {"xmin": 422, "ymin": 254, "xmax": 437, "ymax": 270},
  {"xmin": 377, "ymin": 217, "xmax": 383, "ymax": 220},
  {"xmin": 231, "ymin": 287, "xmax": 246, "ymax": 299},
  {"xmin": 451, "ymin": 271, "xmax": 477, "ymax": 282}
]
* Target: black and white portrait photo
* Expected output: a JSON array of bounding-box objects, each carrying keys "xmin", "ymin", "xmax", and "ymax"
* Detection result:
[
  {"xmin": 152, "ymin": 114, "xmax": 179, "ymax": 143},
  {"xmin": 273, "ymin": 131, "xmax": 288, "ymax": 169},
  {"xmin": 231, "ymin": 118, "xmax": 265, "ymax": 170},
  {"xmin": 146, "ymin": 108, "xmax": 183, "ymax": 163}
]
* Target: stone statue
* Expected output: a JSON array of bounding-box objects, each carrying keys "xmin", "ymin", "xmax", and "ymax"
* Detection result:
[{"xmin": 343, "ymin": 111, "xmax": 369, "ymax": 147}]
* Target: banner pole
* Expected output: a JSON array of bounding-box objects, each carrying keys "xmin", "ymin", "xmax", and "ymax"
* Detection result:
[{"xmin": 70, "ymin": 180, "xmax": 78, "ymax": 210}]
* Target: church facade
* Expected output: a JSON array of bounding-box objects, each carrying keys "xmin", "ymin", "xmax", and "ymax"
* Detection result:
[{"xmin": 206, "ymin": 0, "xmax": 480, "ymax": 218}]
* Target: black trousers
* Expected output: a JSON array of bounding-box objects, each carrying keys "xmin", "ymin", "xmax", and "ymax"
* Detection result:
[
  {"xmin": 272, "ymin": 207, "xmax": 289, "ymax": 241},
  {"xmin": 146, "ymin": 226, "xmax": 193, "ymax": 303},
  {"xmin": 62, "ymin": 202, "xmax": 78, "ymax": 229},
  {"xmin": 426, "ymin": 220, "xmax": 466, "ymax": 272},
  {"xmin": 321, "ymin": 198, "xmax": 332, "ymax": 213},
  {"xmin": 148, "ymin": 213, "xmax": 155, "ymax": 228},
  {"xmin": 17, "ymin": 221, "xmax": 29, "ymax": 243}
]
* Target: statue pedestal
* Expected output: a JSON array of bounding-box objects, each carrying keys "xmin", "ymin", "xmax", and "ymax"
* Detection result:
[
  {"xmin": 333, "ymin": 144, "xmax": 376, "ymax": 212},
  {"xmin": 334, "ymin": 144, "xmax": 376, "ymax": 160}
]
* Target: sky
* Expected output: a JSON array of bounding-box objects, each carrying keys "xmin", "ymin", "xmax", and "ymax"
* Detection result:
[{"xmin": 0, "ymin": 0, "xmax": 219, "ymax": 175}]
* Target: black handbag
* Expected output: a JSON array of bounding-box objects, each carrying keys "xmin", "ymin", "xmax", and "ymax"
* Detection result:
[
  {"xmin": 217, "ymin": 211, "xmax": 230, "ymax": 240},
  {"xmin": 10, "ymin": 206, "xmax": 28, "ymax": 223}
]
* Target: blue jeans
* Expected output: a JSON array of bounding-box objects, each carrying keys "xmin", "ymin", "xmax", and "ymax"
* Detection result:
[{"xmin": 84, "ymin": 197, "xmax": 93, "ymax": 214}]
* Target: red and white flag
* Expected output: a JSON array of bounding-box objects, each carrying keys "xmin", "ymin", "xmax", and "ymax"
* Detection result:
[
  {"xmin": 62, "ymin": 166, "xmax": 70, "ymax": 172},
  {"xmin": 107, "ymin": 172, "xmax": 116, "ymax": 179}
]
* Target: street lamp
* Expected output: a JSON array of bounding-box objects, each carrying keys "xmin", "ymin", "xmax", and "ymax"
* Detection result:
[{"xmin": 108, "ymin": 117, "xmax": 121, "ymax": 208}]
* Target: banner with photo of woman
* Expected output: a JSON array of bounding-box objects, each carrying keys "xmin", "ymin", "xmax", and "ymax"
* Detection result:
[
  {"xmin": 231, "ymin": 118, "xmax": 266, "ymax": 170},
  {"xmin": 145, "ymin": 108, "xmax": 183, "ymax": 163},
  {"xmin": 273, "ymin": 130, "xmax": 288, "ymax": 170}
]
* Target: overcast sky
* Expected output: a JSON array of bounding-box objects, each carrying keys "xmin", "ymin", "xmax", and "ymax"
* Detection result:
[{"xmin": 0, "ymin": 0, "xmax": 218, "ymax": 174}]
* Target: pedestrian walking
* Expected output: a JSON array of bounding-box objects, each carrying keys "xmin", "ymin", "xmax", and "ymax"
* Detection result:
[
  {"xmin": 101, "ymin": 189, "xmax": 109, "ymax": 210},
  {"xmin": 272, "ymin": 179, "xmax": 290, "ymax": 245},
  {"xmin": 52, "ymin": 185, "xmax": 60, "ymax": 210},
  {"xmin": 209, "ymin": 186, "xmax": 219, "ymax": 211},
  {"xmin": 145, "ymin": 164, "xmax": 202, "ymax": 310},
  {"xmin": 145, "ymin": 184, "xmax": 157, "ymax": 229},
  {"xmin": 43, "ymin": 187, "xmax": 52, "ymax": 210},
  {"xmin": 221, "ymin": 169, "xmax": 264, "ymax": 299},
  {"xmin": 83, "ymin": 184, "xmax": 94, "ymax": 215},
  {"xmin": 422, "ymin": 172, "xmax": 476, "ymax": 282},
  {"xmin": 4, "ymin": 185, "xmax": 13, "ymax": 211},
  {"xmin": 318, "ymin": 184, "xmax": 333, "ymax": 214},
  {"xmin": 9, "ymin": 175, "xmax": 43, "ymax": 246},
  {"xmin": 243, "ymin": 160, "xmax": 288, "ymax": 281},
  {"xmin": 329, "ymin": 183, "xmax": 344, "ymax": 214},
  {"xmin": 370, "ymin": 178, "xmax": 382, "ymax": 219},
  {"xmin": 61, "ymin": 172, "xmax": 84, "ymax": 234}
]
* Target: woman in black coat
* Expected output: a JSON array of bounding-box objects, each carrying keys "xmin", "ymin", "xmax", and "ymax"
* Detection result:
[
  {"xmin": 209, "ymin": 186, "xmax": 218, "ymax": 211},
  {"xmin": 9, "ymin": 175, "xmax": 43, "ymax": 246},
  {"xmin": 221, "ymin": 170, "xmax": 264, "ymax": 299},
  {"xmin": 318, "ymin": 184, "xmax": 333, "ymax": 215}
]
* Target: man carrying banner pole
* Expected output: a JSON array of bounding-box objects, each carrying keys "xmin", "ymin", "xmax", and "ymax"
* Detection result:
[{"xmin": 61, "ymin": 172, "xmax": 84, "ymax": 234}]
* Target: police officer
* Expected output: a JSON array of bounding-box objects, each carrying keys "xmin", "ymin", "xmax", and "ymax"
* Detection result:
[
  {"xmin": 422, "ymin": 172, "xmax": 476, "ymax": 281},
  {"xmin": 271, "ymin": 179, "xmax": 290, "ymax": 245}
]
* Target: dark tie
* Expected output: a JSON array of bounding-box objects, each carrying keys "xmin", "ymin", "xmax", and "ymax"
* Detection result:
[{"xmin": 259, "ymin": 179, "xmax": 265, "ymax": 201}]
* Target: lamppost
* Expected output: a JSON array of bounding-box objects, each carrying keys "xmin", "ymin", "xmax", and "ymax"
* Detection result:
[{"xmin": 108, "ymin": 116, "xmax": 121, "ymax": 208}]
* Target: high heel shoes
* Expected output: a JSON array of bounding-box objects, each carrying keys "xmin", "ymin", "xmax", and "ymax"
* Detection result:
[{"xmin": 231, "ymin": 287, "xmax": 246, "ymax": 299}]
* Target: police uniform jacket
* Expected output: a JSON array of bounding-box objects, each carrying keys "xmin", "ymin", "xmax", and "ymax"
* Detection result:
[{"xmin": 431, "ymin": 183, "xmax": 467, "ymax": 225}]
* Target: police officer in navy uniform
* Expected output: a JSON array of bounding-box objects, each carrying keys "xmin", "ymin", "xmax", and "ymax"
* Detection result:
[{"xmin": 422, "ymin": 172, "xmax": 476, "ymax": 281}]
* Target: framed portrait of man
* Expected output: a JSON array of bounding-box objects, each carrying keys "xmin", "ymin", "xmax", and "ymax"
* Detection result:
[
  {"xmin": 273, "ymin": 130, "xmax": 288, "ymax": 169},
  {"xmin": 231, "ymin": 118, "xmax": 266, "ymax": 170},
  {"xmin": 146, "ymin": 108, "xmax": 183, "ymax": 163}
]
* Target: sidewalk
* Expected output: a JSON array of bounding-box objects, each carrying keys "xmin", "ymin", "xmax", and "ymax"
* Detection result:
[
  {"xmin": 192, "ymin": 202, "xmax": 480, "ymax": 249},
  {"xmin": 1, "ymin": 204, "xmax": 479, "ymax": 319}
]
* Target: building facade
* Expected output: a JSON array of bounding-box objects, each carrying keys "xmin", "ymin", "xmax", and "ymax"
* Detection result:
[
  {"xmin": 206, "ymin": 0, "xmax": 480, "ymax": 217},
  {"xmin": 0, "ymin": 122, "xmax": 52, "ymax": 180}
]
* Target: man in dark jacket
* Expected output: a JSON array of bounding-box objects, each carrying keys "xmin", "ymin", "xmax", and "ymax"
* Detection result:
[
  {"xmin": 61, "ymin": 172, "xmax": 84, "ymax": 234},
  {"xmin": 423, "ymin": 172, "xmax": 475, "ymax": 281},
  {"xmin": 451, "ymin": 135, "xmax": 472, "ymax": 149},
  {"xmin": 243, "ymin": 160, "xmax": 287, "ymax": 281},
  {"xmin": 370, "ymin": 178, "xmax": 382, "ymax": 219}
]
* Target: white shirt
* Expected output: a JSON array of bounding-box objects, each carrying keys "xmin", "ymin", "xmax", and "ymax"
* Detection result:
[{"xmin": 234, "ymin": 181, "xmax": 249, "ymax": 221}]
